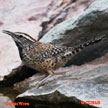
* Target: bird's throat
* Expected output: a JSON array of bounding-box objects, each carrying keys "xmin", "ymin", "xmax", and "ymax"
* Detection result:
[{"xmin": 15, "ymin": 42, "xmax": 24, "ymax": 60}]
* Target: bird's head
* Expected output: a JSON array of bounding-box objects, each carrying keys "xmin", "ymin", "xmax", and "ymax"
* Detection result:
[{"xmin": 2, "ymin": 30, "xmax": 36, "ymax": 48}]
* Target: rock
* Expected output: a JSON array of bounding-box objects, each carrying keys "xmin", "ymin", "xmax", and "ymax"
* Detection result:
[
  {"xmin": 0, "ymin": 65, "xmax": 37, "ymax": 87},
  {"xmin": 15, "ymin": 91, "xmax": 94, "ymax": 108},
  {"xmin": 40, "ymin": 0, "xmax": 108, "ymax": 46},
  {"xmin": 0, "ymin": 0, "xmax": 92, "ymax": 40},
  {"xmin": 38, "ymin": 0, "xmax": 94, "ymax": 40},
  {"xmin": 0, "ymin": 33, "xmax": 21, "ymax": 81},
  {"xmin": 15, "ymin": 54, "xmax": 108, "ymax": 108},
  {"xmin": 65, "ymin": 38, "xmax": 108, "ymax": 66}
]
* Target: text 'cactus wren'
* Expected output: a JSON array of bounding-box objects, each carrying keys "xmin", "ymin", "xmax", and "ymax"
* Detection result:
[{"xmin": 3, "ymin": 30, "xmax": 105, "ymax": 75}]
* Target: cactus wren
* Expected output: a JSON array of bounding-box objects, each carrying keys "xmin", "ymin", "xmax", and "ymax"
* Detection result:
[{"xmin": 3, "ymin": 30, "xmax": 105, "ymax": 75}]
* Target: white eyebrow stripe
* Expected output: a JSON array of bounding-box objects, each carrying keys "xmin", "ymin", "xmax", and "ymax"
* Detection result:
[
  {"xmin": 15, "ymin": 32, "xmax": 36, "ymax": 42},
  {"xmin": 22, "ymin": 34, "xmax": 35, "ymax": 42}
]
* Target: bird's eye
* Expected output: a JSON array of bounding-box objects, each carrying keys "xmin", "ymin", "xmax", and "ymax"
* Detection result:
[{"xmin": 19, "ymin": 35, "xmax": 22, "ymax": 37}]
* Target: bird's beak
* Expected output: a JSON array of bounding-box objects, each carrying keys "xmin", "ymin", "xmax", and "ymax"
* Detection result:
[{"xmin": 2, "ymin": 30, "xmax": 16, "ymax": 37}]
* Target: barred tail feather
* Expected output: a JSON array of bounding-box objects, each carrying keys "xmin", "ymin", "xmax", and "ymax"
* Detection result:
[{"xmin": 72, "ymin": 35, "xmax": 105, "ymax": 54}]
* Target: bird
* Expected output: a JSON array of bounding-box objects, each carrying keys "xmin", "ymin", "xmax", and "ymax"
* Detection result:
[{"xmin": 2, "ymin": 30, "xmax": 105, "ymax": 76}]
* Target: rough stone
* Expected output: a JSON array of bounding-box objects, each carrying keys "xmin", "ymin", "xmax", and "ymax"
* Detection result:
[{"xmin": 40, "ymin": 0, "xmax": 108, "ymax": 46}]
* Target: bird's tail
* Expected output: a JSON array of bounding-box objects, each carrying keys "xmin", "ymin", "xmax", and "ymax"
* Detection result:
[{"xmin": 71, "ymin": 35, "xmax": 106, "ymax": 54}]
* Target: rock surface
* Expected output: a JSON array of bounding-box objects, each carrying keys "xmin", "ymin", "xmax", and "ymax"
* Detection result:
[
  {"xmin": 0, "ymin": 33, "xmax": 21, "ymax": 81},
  {"xmin": 0, "ymin": 65, "xmax": 37, "ymax": 87},
  {"xmin": 40, "ymin": 0, "xmax": 108, "ymax": 46}
]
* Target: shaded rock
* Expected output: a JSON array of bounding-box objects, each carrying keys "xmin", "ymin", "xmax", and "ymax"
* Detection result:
[
  {"xmin": 0, "ymin": 65, "xmax": 37, "ymax": 87},
  {"xmin": 66, "ymin": 39, "xmax": 108, "ymax": 66},
  {"xmin": 0, "ymin": 87, "xmax": 19, "ymax": 102},
  {"xmin": 13, "ymin": 73, "xmax": 45, "ymax": 93},
  {"xmin": 15, "ymin": 91, "xmax": 95, "ymax": 108}
]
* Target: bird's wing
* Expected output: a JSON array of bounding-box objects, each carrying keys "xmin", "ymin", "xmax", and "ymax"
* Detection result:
[{"xmin": 28, "ymin": 42, "xmax": 70, "ymax": 61}]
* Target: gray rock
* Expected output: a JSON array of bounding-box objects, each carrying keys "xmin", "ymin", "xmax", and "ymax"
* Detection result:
[{"xmin": 40, "ymin": 0, "xmax": 108, "ymax": 46}]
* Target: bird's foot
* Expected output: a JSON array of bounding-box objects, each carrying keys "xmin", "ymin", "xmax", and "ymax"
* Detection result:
[{"xmin": 36, "ymin": 74, "xmax": 53, "ymax": 89}]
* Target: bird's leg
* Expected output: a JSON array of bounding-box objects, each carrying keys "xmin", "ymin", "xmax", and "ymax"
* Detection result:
[
  {"xmin": 47, "ymin": 70, "xmax": 54, "ymax": 75},
  {"xmin": 36, "ymin": 70, "xmax": 54, "ymax": 88},
  {"xmin": 36, "ymin": 75, "xmax": 53, "ymax": 88}
]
